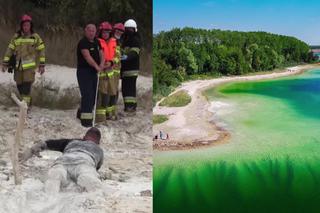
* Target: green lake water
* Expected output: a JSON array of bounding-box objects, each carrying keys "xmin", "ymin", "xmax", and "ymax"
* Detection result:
[{"xmin": 154, "ymin": 69, "xmax": 320, "ymax": 213}]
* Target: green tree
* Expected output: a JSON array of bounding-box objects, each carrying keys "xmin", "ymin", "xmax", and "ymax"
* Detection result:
[
  {"xmin": 177, "ymin": 42, "xmax": 198, "ymax": 74},
  {"xmin": 153, "ymin": 27, "xmax": 315, "ymax": 101}
]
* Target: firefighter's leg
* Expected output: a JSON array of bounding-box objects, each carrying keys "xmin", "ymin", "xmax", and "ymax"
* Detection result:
[
  {"xmin": 109, "ymin": 95, "xmax": 117, "ymax": 119},
  {"xmin": 77, "ymin": 68, "xmax": 97, "ymax": 127},
  {"xmin": 121, "ymin": 77, "xmax": 128, "ymax": 111},
  {"xmin": 106, "ymin": 72, "xmax": 114, "ymax": 119},
  {"xmin": 105, "ymin": 95, "xmax": 112, "ymax": 119},
  {"xmin": 95, "ymin": 91, "xmax": 107, "ymax": 123},
  {"xmin": 111, "ymin": 71, "xmax": 120, "ymax": 119},
  {"xmin": 20, "ymin": 82, "xmax": 32, "ymax": 107},
  {"xmin": 114, "ymin": 70, "xmax": 120, "ymax": 105},
  {"xmin": 97, "ymin": 73, "xmax": 110, "ymax": 121},
  {"xmin": 122, "ymin": 76, "xmax": 137, "ymax": 112},
  {"xmin": 115, "ymin": 91, "xmax": 119, "ymax": 107},
  {"xmin": 22, "ymin": 69, "xmax": 35, "ymax": 107},
  {"xmin": 14, "ymin": 69, "xmax": 24, "ymax": 99},
  {"xmin": 96, "ymin": 74, "xmax": 108, "ymax": 122}
]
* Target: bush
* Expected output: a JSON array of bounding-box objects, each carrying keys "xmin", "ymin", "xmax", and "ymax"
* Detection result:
[
  {"xmin": 153, "ymin": 114, "xmax": 168, "ymax": 124},
  {"xmin": 159, "ymin": 90, "xmax": 191, "ymax": 107}
]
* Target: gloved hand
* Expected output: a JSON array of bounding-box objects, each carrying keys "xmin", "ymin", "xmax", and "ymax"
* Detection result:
[{"xmin": 120, "ymin": 55, "xmax": 128, "ymax": 61}]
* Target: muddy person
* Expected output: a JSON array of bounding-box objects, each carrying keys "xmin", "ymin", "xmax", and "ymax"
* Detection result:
[
  {"xmin": 19, "ymin": 127, "xmax": 104, "ymax": 194},
  {"xmin": 1, "ymin": 14, "xmax": 46, "ymax": 109},
  {"xmin": 76, "ymin": 23, "xmax": 105, "ymax": 127}
]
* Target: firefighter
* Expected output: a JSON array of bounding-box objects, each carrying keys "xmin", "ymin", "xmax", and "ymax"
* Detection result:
[
  {"xmin": 96, "ymin": 22, "xmax": 112, "ymax": 122},
  {"xmin": 95, "ymin": 21, "xmax": 113, "ymax": 123},
  {"xmin": 121, "ymin": 19, "xmax": 141, "ymax": 113},
  {"xmin": 1, "ymin": 14, "xmax": 45, "ymax": 108},
  {"xmin": 76, "ymin": 24, "xmax": 104, "ymax": 127},
  {"xmin": 106, "ymin": 23, "xmax": 125, "ymax": 120}
]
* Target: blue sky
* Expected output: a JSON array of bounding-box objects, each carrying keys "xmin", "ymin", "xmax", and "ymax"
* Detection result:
[{"xmin": 154, "ymin": 0, "xmax": 320, "ymax": 45}]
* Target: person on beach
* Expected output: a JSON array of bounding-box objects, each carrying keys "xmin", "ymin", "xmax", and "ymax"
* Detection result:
[
  {"xmin": 121, "ymin": 19, "xmax": 141, "ymax": 113},
  {"xmin": 76, "ymin": 24, "xmax": 104, "ymax": 127},
  {"xmin": 95, "ymin": 21, "xmax": 114, "ymax": 123},
  {"xmin": 2, "ymin": 14, "xmax": 45, "ymax": 110},
  {"xmin": 106, "ymin": 23, "xmax": 125, "ymax": 120},
  {"xmin": 19, "ymin": 127, "xmax": 104, "ymax": 194}
]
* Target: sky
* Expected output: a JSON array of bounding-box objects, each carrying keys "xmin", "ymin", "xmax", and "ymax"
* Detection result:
[{"xmin": 153, "ymin": 0, "xmax": 320, "ymax": 45}]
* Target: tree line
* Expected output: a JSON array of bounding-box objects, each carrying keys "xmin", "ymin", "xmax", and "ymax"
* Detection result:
[{"xmin": 153, "ymin": 27, "xmax": 316, "ymax": 101}]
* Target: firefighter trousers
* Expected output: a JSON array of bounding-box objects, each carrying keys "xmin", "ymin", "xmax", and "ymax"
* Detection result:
[
  {"xmin": 16, "ymin": 81, "xmax": 32, "ymax": 106},
  {"xmin": 106, "ymin": 71, "xmax": 119, "ymax": 117},
  {"xmin": 121, "ymin": 76, "xmax": 137, "ymax": 111}
]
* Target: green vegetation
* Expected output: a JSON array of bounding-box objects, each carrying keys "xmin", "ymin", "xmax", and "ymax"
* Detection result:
[
  {"xmin": 153, "ymin": 27, "xmax": 317, "ymax": 102},
  {"xmin": 154, "ymin": 156, "xmax": 320, "ymax": 213},
  {"xmin": 159, "ymin": 90, "xmax": 191, "ymax": 107},
  {"xmin": 153, "ymin": 114, "xmax": 169, "ymax": 124}
]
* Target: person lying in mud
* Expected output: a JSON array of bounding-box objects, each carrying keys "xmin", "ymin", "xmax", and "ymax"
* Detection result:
[{"xmin": 19, "ymin": 127, "xmax": 104, "ymax": 194}]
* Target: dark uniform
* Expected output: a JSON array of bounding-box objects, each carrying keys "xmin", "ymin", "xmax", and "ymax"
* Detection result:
[
  {"xmin": 121, "ymin": 32, "xmax": 141, "ymax": 112},
  {"xmin": 76, "ymin": 37, "xmax": 101, "ymax": 127}
]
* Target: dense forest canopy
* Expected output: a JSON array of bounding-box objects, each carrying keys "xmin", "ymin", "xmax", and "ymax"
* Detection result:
[{"xmin": 153, "ymin": 27, "xmax": 316, "ymax": 101}]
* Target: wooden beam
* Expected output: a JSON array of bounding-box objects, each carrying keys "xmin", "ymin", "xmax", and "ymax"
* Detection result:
[{"xmin": 10, "ymin": 93, "xmax": 28, "ymax": 185}]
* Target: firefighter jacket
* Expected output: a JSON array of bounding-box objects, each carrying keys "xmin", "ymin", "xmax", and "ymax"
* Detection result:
[
  {"xmin": 3, "ymin": 32, "xmax": 45, "ymax": 70},
  {"xmin": 121, "ymin": 32, "xmax": 141, "ymax": 78}
]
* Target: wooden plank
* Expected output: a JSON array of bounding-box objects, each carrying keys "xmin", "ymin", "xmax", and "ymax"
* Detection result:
[{"xmin": 10, "ymin": 93, "xmax": 28, "ymax": 185}]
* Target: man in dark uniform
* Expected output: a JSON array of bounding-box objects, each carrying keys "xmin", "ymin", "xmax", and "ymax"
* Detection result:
[
  {"xmin": 121, "ymin": 19, "xmax": 141, "ymax": 113},
  {"xmin": 77, "ymin": 24, "xmax": 104, "ymax": 127}
]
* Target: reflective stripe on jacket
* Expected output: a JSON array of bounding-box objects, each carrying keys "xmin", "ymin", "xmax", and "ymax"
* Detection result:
[{"xmin": 2, "ymin": 33, "xmax": 45, "ymax": 69}]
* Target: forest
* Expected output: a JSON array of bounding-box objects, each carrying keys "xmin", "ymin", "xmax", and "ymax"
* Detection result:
[{"xmin": 153, "ymin": 27, "xmax": 316, "ymax": 101}]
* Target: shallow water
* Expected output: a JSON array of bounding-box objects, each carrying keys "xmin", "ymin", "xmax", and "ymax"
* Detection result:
[{"xmin": 154, "ymin": 69, "xmax": 320, "ymax": 213}]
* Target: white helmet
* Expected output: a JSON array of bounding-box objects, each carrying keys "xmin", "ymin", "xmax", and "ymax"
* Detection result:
[{"xmin": 124, "ymin": 19, "xmax": 137, "ymax": 32}]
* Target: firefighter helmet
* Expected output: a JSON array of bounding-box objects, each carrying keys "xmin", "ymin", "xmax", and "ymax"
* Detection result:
[
  {"xmin": 113, "ymin": 23, "xmax": 125, "ymax": 32},
  {"xmin": 124, "ymin": 19, "xmax": 137, "ymax": 32},
  {"xmin": 21, "ymin": 14, "xmax": 32, "ymax": 22},
  {"xmin": 99, "ymin": 22, "xmax": 112, "ymax": 31}
]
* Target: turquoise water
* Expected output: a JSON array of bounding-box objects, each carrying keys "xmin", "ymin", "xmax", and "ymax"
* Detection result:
[{"xmin": 154, "ymin": 69, "xmax": 320, "ymax": 213}]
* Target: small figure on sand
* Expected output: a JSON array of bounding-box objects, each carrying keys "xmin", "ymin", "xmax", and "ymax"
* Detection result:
[{"xmin": 153, "ymin": 130, "xmax": 169, "ymax": 140}]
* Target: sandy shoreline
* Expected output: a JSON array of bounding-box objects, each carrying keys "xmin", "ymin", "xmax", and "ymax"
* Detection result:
[{"xmin": 153, "ymin": 64, "xmax": 320, "ymax": 151}]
